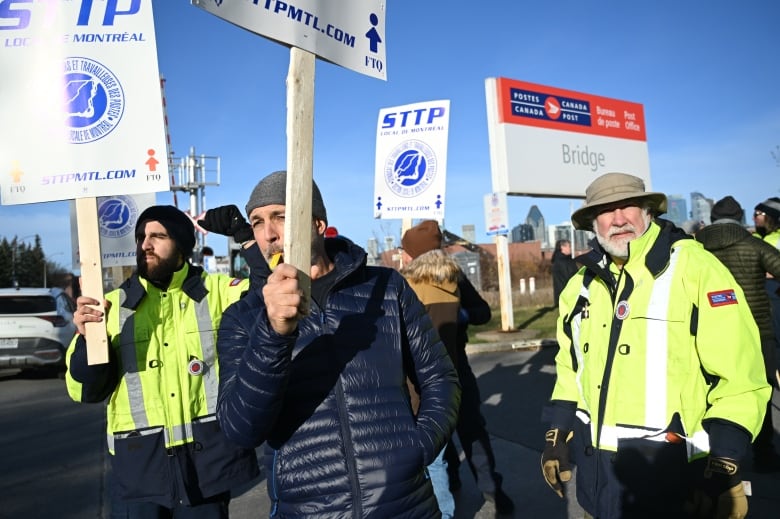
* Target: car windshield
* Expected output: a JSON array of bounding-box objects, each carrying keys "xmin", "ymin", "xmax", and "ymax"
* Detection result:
[{"xmin": 0, "ymin": 296, "xmax": 56, "ymax": 314}]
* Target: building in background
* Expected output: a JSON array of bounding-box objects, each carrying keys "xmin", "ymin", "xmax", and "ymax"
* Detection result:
[
  {"xmin": 366, "ymin": 237, "xmax": 380, "ymax": 266},
  {"xmin": 510, "ymin": 223, "xmax": 535, "ymax": 243},
  {"xmin": 690, "ymin": 191, "xmax": 713, "ymax": 225},
  {"xmin": 573, "ymin": 228, "xmax": 593, "ymax": 253},
  {"xmin": 551, "ymin": 224, "xmax": 573, "ymax": 245},
  {"xmin": 666, "ymin": 195, "xmax": 687, "ymax": 227},
  {"xmin": 461, "ymin": 224, "xmax": 476, "ymax": 244},
  {"xmin": 526, "ymin": 205, "xmax": 547, "ymax": 248},
  {"xmin": 451, "ymin": 250, "xmax": 482, "ymax": 291}
]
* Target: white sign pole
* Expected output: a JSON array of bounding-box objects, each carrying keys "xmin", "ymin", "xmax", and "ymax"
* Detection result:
[
  {"xmin": 285, "ymin": 47, "xmax": 315, "ymax": 303},
  {"xmin": 484, "ymin": 81, "xmax": 515, "ymax": 331},
  {"xmin": 494, "ymin": 235, "xmax": 514, "ymax": 331}
]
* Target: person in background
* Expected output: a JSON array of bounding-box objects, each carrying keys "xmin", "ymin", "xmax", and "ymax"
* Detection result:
[
  {"xmin": 442, "ymin": 263, "xmax": 516, "ymax": 515},
  {"xmin": 753, "ymin": 197, "xmax": 780, "ymax": 346},
  {"xmin": 200, "ymin": 245, "xmax": 216, "ymax": 273},
  {"xmin": 214, "ymin": 170, "xmax": 460, "ymax": 517},
  {"xmin": 697, "ymin": 195, "xmax": 780, "ymax": 473},
  {"xmin": 542, "ymin": 173, "xmax": 769, "ymax": 519},
  {"xmin": 197, "ymin": 205, "xmax": 266, "ymax": 289},
  {"xmin": 400, "ymin": 219, "xmax": 461, "ymax": 519},
  {"xmin": 66, "ymin": 205, "xmax": 259, "ymax": 518},
  {"xmin": 324, "ymin": 225, "xmax": 340, "ymax": 238},
  {"xmin": 551, "ymin": 239, "xmax": 578, "ymax": 306},
  {"xmin": 753, "ymin": 197, "xmax": 780, "ymax": 246}
]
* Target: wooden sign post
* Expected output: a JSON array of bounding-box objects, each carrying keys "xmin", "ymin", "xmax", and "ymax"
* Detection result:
[
  {"xmin": 284, "ymin": 47, "xmax": 316, "ymax": 302},
  {"xmin": 75, "ymin": 197, "xmax": 109, "ymax": 365}
]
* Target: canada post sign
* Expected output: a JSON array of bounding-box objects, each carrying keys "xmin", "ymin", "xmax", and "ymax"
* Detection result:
[{"xmin": 485, "ymin": 77, "xmax": 651, "ymax": 198}]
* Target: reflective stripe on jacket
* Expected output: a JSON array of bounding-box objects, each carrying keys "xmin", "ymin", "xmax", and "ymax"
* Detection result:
[
  {"xmin": 553, "ymin": 221, "xmax": 770, "ymax": 459},
  {"xmin": 65, "ymin": 264, "xmax": 258, "ymax": 506}
]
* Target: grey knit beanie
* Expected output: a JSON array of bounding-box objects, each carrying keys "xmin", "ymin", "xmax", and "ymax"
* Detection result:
[
  {"xmin": 245, "ymin": 170, "xmax": 327, "ymax": 224},
  {"xmin": 755, "ymin": 197, "xmax": 780, "ymax": 221}
]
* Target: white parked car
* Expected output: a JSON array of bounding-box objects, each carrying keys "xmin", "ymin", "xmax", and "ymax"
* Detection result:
[{"xmin": 0, "ymin": 287, "xmax": 77, "ymax": 375}]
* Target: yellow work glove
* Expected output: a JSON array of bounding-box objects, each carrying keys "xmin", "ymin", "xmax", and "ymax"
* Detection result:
[
  {"xmin": 686, "ymin": 456, "xmax": 747, "ymax": 519},
  {"xmin": 540, "ymin": 428, "xmax": 573, "ymax": 498}
]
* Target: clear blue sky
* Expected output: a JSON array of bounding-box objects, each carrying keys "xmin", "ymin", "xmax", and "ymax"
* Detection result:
[{"xmin": 2, "ymin": 0, "xmax": 779, "ymax": 270}]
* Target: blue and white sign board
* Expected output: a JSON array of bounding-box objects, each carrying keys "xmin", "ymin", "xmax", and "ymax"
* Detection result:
[
  {"xmin": 69, "ymin": 193, "xmax": 155, "ymax": 269},
  {"xmin": 0, "ymin": 0, "xmax": 169, "ymax": 205},
  {"xmin": 192, "ymin": 0, "xmax": 387, "ymax": 81},
  {"xmin": 373, "ymin": 100, "xmax": 450, "ymax": 220},
  {"xmin": 484, "ymin": 192, "xmax": 509, "ymax": 236}
]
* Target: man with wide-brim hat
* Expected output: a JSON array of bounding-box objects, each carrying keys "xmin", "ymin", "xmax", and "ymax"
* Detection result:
[
  {"xmin": 570, "ymin": 172, "xmax": 667, "ymax": 231},
  {"xmin": 541, "ymin": 172, "xmax": 770, "ymax": 519}
]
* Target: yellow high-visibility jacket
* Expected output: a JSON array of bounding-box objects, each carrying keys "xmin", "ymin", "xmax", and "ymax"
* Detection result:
[
  {"xmin": 552, "ymin": 221, "xmax": 770, "ymax": 458},
  {"xmin": 65, "ymin": 263, "xmax": 257, "ymax": 507},
  {"xmin": 761, "ymin": 229, "xmax": 780, "ymax": 250}
]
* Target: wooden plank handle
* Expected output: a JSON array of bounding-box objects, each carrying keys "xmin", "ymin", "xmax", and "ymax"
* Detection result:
[
  {"xmin": 285, "ymin": 47, "xmax": 316, "ymax": 304},
  {"xmin": 75, "ymin": 197, "xmax": 109, "ymax": 365}
]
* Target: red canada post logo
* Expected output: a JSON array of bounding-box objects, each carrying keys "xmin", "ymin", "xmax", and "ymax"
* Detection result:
[{"xmin": 544, "ymin": 96, "xmax": 561, "ymax": 120}]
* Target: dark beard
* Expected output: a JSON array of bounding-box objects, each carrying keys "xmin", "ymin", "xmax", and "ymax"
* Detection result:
[{"xmin": 137, "ymin": 252, "xmax": 182, "ymax": 287}]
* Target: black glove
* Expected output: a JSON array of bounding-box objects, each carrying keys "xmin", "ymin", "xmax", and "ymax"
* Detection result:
[
  {"xmin": 541, "ymin": 428, "xmax": 573, "ymax": 498},
  {"xmin": 686, "ymin": 456, "xmax": 747, "ymax": 519},
  {"xmin": 198, "ymin": 205, "xmax": 253, "ymax": 243}
]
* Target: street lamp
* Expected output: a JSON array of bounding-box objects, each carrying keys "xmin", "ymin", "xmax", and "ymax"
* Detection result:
[{"xmin": 43, "ymin": 252, "xmax": 65, "ymax": 289}]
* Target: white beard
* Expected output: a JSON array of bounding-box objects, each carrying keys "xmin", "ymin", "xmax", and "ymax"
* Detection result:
[{"xmin": 595, "ymin": 210, "xmax": 652, "ymax": 260}]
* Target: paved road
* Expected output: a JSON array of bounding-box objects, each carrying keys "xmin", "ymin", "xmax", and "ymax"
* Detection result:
[{"xmin": 2, "ymin": 345, "xmax": 779, "ymax": 518}]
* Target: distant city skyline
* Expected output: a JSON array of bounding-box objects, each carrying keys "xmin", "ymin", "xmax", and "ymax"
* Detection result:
[{"xmin": 3, "ymin": 3, "xmax": 779, "ymax": 271}]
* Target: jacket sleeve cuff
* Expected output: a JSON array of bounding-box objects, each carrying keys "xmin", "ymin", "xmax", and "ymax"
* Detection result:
[
  {"xmin": 703, "ymin": 418, "xmax": 752, "ymax": 462},
  {"xmin": 68, "ymin": 334, "xmax": 113, "ymax": 384},
  {"xmin": 541, "ymin": 399, "xmax": 577, "ymax": 431}
]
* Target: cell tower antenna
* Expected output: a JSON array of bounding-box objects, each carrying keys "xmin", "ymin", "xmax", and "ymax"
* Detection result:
[{"xmin": 159, "ymin": 75, "xmax": 177, "ymax": 207}]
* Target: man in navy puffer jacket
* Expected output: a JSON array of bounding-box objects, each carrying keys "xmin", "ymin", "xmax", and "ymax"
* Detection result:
[{"xmin": 215, "ymin": 171, "xmax": 461, "ymax": 518}]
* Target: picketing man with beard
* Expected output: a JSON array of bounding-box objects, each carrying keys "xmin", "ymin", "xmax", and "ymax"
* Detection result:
[
  {"xmin": 540, "ymin": 173, "xmax": 770, "ymax": 519},
  {"xmin": 65, "ymin": 205, "xmax": 259, "ymax": 518}
]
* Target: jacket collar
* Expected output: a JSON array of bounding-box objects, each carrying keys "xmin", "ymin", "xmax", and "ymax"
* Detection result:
[
  {"xmin": 121, "ymin": 263, "xmax": 207, "ymax": 309},
  {"xmin": 577, "ymin": 219, "xmax": 692, "ymax": 286}
]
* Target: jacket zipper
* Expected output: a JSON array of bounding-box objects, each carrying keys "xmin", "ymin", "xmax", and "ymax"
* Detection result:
[{"xmin": 270, "ymin": 449, "xmax": 280, "ymax": 516}]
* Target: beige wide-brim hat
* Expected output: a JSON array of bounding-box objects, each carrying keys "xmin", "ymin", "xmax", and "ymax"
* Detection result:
[{"xmin": 571, "ymin": 172, "xmax": 667, "ymax": 231}]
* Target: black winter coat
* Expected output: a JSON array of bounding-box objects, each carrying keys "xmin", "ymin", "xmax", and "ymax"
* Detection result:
[
  {"xmin": 551, "ymin": 250, "xmax": 579, "ymax": 305},
  {"xmin": 696, "ymin": 221, "xmax": 780, "ymax": 340},
  {"xmin": 217, "ymin": 237, "xmax": 460, "ymax": 518}
]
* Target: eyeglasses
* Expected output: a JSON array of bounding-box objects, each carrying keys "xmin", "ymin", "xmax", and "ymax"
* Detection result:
[{"xmin": 754, "ymin": 211, "xmax": 766, "ymax": 217}]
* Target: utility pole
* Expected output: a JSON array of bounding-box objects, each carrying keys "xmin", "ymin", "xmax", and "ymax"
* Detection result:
[{"xmin": 169, "ymin": 146, "xmax": 221, "ymax": 254}]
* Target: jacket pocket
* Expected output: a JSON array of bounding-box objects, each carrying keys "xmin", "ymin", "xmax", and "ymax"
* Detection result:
[
  {"xmin": 111, "ymin": 426, "xmax": 170, "ymax": 503},
  {"xmin": 613, "ymin": 434, "xmax": 688, "ymax": 517},
  {"xmin": 571, "ymin": 414, "xmax": 598, "ymax": 513},
  {"xmin": 190, "ymin": 415, "xmax": 259, "ymax": 497}
]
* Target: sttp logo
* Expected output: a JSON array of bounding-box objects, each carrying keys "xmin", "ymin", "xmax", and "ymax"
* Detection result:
[
  {"xmin": 65, "ymin": 57, "xmax": 125, "ymax": 144},
  {"xmin": 382, "ymin": 106, "xmax": 446, "ymax": 129},
  {"xmin": 384, "ymin": 140, "xmax": 437, "ymax": 198},
  {"xmin": 98, "ymin": 195, "xmax": 138, "ymax": 239}
]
